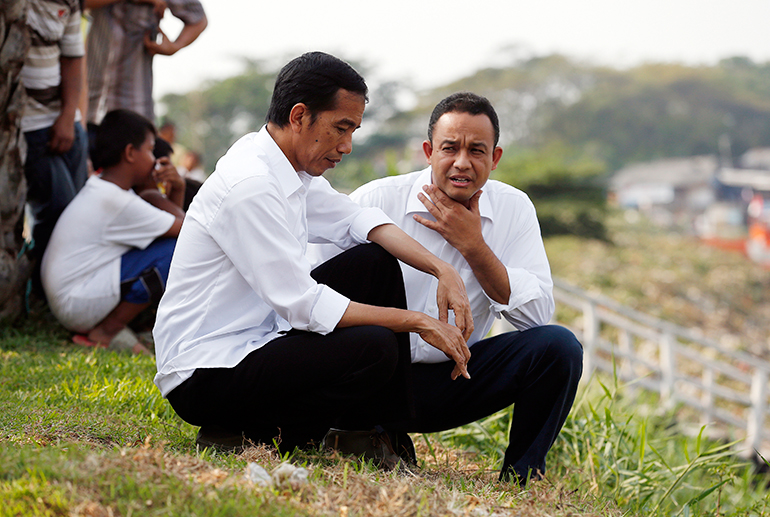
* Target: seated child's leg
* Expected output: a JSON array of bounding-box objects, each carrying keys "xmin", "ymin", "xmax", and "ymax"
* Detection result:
[
  {"xmin": 86, "ymin": 238, "xmax": 176, "ymax": 350},
  {"xmin": 119, "ymin": 238, "xmax": 177, "ymax": 305}
]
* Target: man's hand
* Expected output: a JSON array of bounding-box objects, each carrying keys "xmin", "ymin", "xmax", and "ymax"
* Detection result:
[
  {"xmin": 152, "ymin": 157, "xmax": 184, "ymax": 194},
  {"xmin": 435, "ymin": 263, "xmax": 474, "ymax": 341},
  {"xmin": 415, "ymin": 313, "xmax": 472, "ymax": 380},
  {"xmin": 144, "ymin": 27, "xmax": 177, "ymax": 56},
  {"xmin": 415, "ymin": 184, "xmax": 484, "ymax": 256},
  {"xmin": 416, "ymin": 184, "xmax": 512, "ymax": 305},
  {"xmin": 144, "ymin": 15, "xmax": 207, "ymax": 57},
  {"xmin": 367, "ymin": 223, "xmax": 475, "ymax": 340},
  {"xmin": 338, "ymin": 301, "xmax": 471, "ymax": 381},
  {"xmin": 49, "ymin": 115, "xmax": 75, "ymax": 154},
  {"xmin": 153, "ymin": 157, "xmax": 186, "ymax": 210}
]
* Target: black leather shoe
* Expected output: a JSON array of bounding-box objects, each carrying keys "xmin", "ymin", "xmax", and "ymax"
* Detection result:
[
  {"xmin": 322, "ymin": 426, "xmax": 411, "ymax": 470},
  {"xmin": 386, "ymin": 429, "xmax": 417, "ymax": 467},
  {"xmin": 195, "ymin": 426, "xmax": 247, "ymax": 453}
]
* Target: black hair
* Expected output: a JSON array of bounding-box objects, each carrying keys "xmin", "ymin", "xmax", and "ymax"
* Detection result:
[
  {"xmin": 154, "ymin": 137, "xmax": 174, "ymax": 159},
  {"xmin": 428, "ymin": 92, "xmax": 500, "ymax": 147},
  {"xmin": 265, "ymin": 51, "xmax": 368, "ymax": 127},
  {"xmin": 91, "ymin": 109, "xmax": 156, "ymax": 170}
]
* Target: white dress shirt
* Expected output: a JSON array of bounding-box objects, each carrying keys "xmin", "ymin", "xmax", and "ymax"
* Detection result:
[
  {"xmin": 153, "ymin": 127, "xmax": 392, "ymax": 396},
  {"xmin": 311, "ymin": 166, "xmax": 555, "ymax": 363}
]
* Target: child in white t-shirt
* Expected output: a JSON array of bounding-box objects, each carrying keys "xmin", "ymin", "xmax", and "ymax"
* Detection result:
[{"xmin": 41, "ymin": 109, "xmax": 186, "ymax": 354}]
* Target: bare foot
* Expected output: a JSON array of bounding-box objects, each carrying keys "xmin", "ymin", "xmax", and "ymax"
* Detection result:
[
  {"xmin": 87, "ymin": 328, "xmax": 118, "ymax": 346},
  {"xmin": 131, "ymin": 342, "xmax": 153, "ymax": 356}
]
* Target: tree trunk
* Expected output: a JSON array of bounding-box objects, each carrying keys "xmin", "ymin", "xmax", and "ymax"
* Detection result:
[{"xmin": 0, "ymin": 0, "xmax": 30, "ymax": 322}]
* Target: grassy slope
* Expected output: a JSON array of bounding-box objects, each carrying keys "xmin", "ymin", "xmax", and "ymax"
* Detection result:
[
  {"xmin": 2, "ymin": 217, "xmax": 770, "ymax": 515},
  {"xmin": 0, "ymin": 317, "xmax": 615, "ymax": 517},
  {"xmin": 545, "ymin": 215, "xmax": 770, "ymax": 357}
]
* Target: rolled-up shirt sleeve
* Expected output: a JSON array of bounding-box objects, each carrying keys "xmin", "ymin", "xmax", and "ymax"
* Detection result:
[
  {"xmin": 207, "ymin": 175, "xmax": 350, "ymax": 334},
  {"xmin": 489, "ymin": 200, "xmax": 555, "ymax": 330}
]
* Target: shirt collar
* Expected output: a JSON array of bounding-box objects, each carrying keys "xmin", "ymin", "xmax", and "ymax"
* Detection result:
[
  {"xmin": 255, "ymin": 125, "xmax": 306, "ymax": 196},
  {"xmin": 405, "ymin": 166, "xmax": 495, "ymax": 222}
]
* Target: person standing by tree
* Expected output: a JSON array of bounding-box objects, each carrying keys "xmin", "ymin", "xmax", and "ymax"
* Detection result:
[
  {"xmin": 0, "ymin": 0, "xmax": 32, "ymax": 320},
  {"xmin": 21, "ymin": 0, "xmax": 89, "ymax": 297},
  {"xmin": 84, "ymin": 0, "xmax": 206, "ymax": 125}
]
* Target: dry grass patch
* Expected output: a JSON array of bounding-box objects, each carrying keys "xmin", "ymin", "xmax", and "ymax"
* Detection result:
[{"xmin": 10, "ymin": 436, "xmax": 615, "ymax": 517}]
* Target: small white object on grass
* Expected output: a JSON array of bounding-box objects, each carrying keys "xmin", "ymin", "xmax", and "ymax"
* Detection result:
[{"xmin": 246, "ymin": 462, "xmax": 309, "ymax": 490}]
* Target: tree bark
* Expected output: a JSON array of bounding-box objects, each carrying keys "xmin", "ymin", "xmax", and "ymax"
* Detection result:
[{"xmin": 0, "ymin": 0, "xmax": 30, "ymax": 322}]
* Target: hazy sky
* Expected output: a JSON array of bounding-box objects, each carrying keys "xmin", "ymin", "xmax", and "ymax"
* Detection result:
[{"xmin": 152, "ymin": 0, "xmax": 770, "ymax": 100}]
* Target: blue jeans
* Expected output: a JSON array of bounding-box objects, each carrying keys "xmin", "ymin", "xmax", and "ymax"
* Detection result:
[
  {"xmin": 120, "ymin": 238, "xmax": 176, "ymax": 304},
  {"xmin": 24, "ymin": 123, "xmax": 88, "ymax": 261}
]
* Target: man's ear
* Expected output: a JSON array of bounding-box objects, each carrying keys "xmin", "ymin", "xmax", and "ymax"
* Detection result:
[
  {"xmin": 123, "ymin": 143, "xmax": 137, "ymax": 164},
  {"xmin": 288, "ymin": 103, "xmax": 309, "ymax": 133},
  {"xmin": 422, "ymin": 140, "xmax": 434, "ymax": 162},
  {"xmin": 491, "ymin": 146, "xmax": 503, "ymax": 170}
]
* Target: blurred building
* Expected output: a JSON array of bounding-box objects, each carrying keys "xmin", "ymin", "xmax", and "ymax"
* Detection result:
[{"xmin": 610, "ymin": 148, "xmax": 770, "ymax": 264}]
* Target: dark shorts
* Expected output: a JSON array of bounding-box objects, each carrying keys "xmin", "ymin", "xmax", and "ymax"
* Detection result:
[{"xmin": 120, "ymin": 238, "xmax": 176, "ymax": 304}]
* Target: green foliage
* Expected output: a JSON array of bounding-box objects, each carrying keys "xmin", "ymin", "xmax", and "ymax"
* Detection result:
[
  {"xmin": 159, "ymin": 59, "xmax": 274, "ymax": 174},
  {"xmin": 493, "ymin": 144, "xmax": 609, "ymax": 240},
  {"xmin": 157, "ymin": 53, "xmax": 770, "ymax": 197},
  {"xmin": 542, "ymin": 60, "xmax": 770, "ymax": 170},
  {"xmin": 433, "ymin": 374, "xmax": 770, "ymax": 516}
]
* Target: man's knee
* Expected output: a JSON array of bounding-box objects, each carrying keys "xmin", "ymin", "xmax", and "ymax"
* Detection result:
[
  {"xmin": 352, "ymin": 325, "xmax": 401, "ymax": 381},
  {"xmin": 540, "ymin": 325, "xmax": 583, "ymax": 378},
  {"xmin": 517, "ymin": 325, "xmax": 583, "ymax": 377},
  {"xmin": 353, "ymin": 243, "xmax": 399, "ymax": 275}
]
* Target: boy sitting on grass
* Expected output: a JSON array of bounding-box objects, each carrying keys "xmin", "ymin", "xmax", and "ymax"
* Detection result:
[{"xmin": 41, "ymin": 109, "xmax": 185, "ymax": 354}]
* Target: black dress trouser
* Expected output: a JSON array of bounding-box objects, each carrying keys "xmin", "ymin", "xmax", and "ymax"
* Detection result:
[{"xmin": 167, "ymin": 243, "xmax": 414, "ymax": 451}]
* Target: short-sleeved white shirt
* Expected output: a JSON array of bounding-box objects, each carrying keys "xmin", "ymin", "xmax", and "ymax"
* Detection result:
[
  {"xmin": 41, "ymin": 175, "xmax": 175, "ymax": 332},
  {"xmin": 152, "ymin": 127, "xmax": 393, "ymax": 397}
]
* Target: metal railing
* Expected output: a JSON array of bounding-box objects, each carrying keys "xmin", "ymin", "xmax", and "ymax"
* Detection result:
[{"xmin": 494, "ymin": 278, "xmax": 770, "ymax": 457}]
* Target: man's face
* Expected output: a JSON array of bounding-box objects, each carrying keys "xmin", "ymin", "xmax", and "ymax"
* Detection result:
[
  {"xmin": 133, "ymin": 132, "xmax": 157, "ymax": 185},
  {"xmin": 293, "ymin": 89, "xmax": 365, "ymax": 176},
  {"xmin": 423, "ymin": 111, "xmax": 503, "ymax": 207}
]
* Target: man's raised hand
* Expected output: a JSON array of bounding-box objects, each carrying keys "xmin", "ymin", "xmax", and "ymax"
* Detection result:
[{"xmin": 414, "ymin": 185, "xmax": 484, "ymax": 256}]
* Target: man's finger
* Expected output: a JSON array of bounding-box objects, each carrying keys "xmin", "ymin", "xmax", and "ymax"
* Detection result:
[
  {"xmin": 427, "ymin": 184, "xmax": 453, "ymax": 207},
  {"xmin": 416, "ymin": 192, "xmax": 440, "ymax": 216},
  {"xmin": 413, "ymin": 214, "xmax": 438, "ymax": 232},
  {"xmin": 451, "ymin": 360, "xmax": 470, "ymax": 380},
  {"xmin": 469, "ymin": 190, "xmax": 482, "ymax": 215},
  {"xmin": 452, "ymin": 303, "xmax": 471, "ymax": 340},
  {"xmin": 438, "ymin": 301, "xmax": 448, "ymax": 323}
]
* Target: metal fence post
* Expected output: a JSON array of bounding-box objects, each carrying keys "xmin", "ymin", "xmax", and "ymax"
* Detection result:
[
  {"xmin": 582, "ymin": 300, "xmax": 598, "ymax": 380},
  {"xmin": 618, "ymin": 328, "xmax": 633, "ymax": 383},
  {"xmin": 701, "ymin": 367, "xmax": 714, "ymax": 426},
  {"xmin": 747, "ymin": 369, "xmax": 768, "ymax": 455},
  {"xmin": 660, "ymin": 333, "xmax": 676, "ymax": 406}
]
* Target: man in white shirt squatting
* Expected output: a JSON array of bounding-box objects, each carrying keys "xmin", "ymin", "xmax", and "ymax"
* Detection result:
[
  {"xmin": 152, "ymin": 52, "xmax": 475, "ymax": 459},
  {"xmin": 314, "ymin": 92, "xmax": 583, "ymax": 484}
]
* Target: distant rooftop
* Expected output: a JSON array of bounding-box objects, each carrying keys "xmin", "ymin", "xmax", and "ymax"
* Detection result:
[
  {"xmin": 740, "ymin": 147, "xmax": 770, "ymax": 170},
  {"xmin": 611, "ymin": 155, "xmax": 718, "ymax": 190}
]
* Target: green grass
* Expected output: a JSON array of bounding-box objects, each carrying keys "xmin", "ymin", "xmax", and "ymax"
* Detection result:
[
  {"xmin": 434, "ymin": 371, "xmax": 770, "ymax": 516},
  {"xmin": 2, "ymin": 298, "xmax": 770, "ymax": 515}
]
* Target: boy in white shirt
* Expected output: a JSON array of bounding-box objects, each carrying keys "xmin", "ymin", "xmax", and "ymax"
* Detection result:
[{"xmin": 41, "ymin": 109, "xmax": 185, "ymax": 354}]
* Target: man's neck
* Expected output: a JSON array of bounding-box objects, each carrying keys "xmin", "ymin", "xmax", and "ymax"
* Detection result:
[
  {"xmin": 266, "ymin": 122, "xmax": 301, "ymax": 173},
  {"xmin": 99, "ymin": 167, "xmax": 133, "ymax": 190}
]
